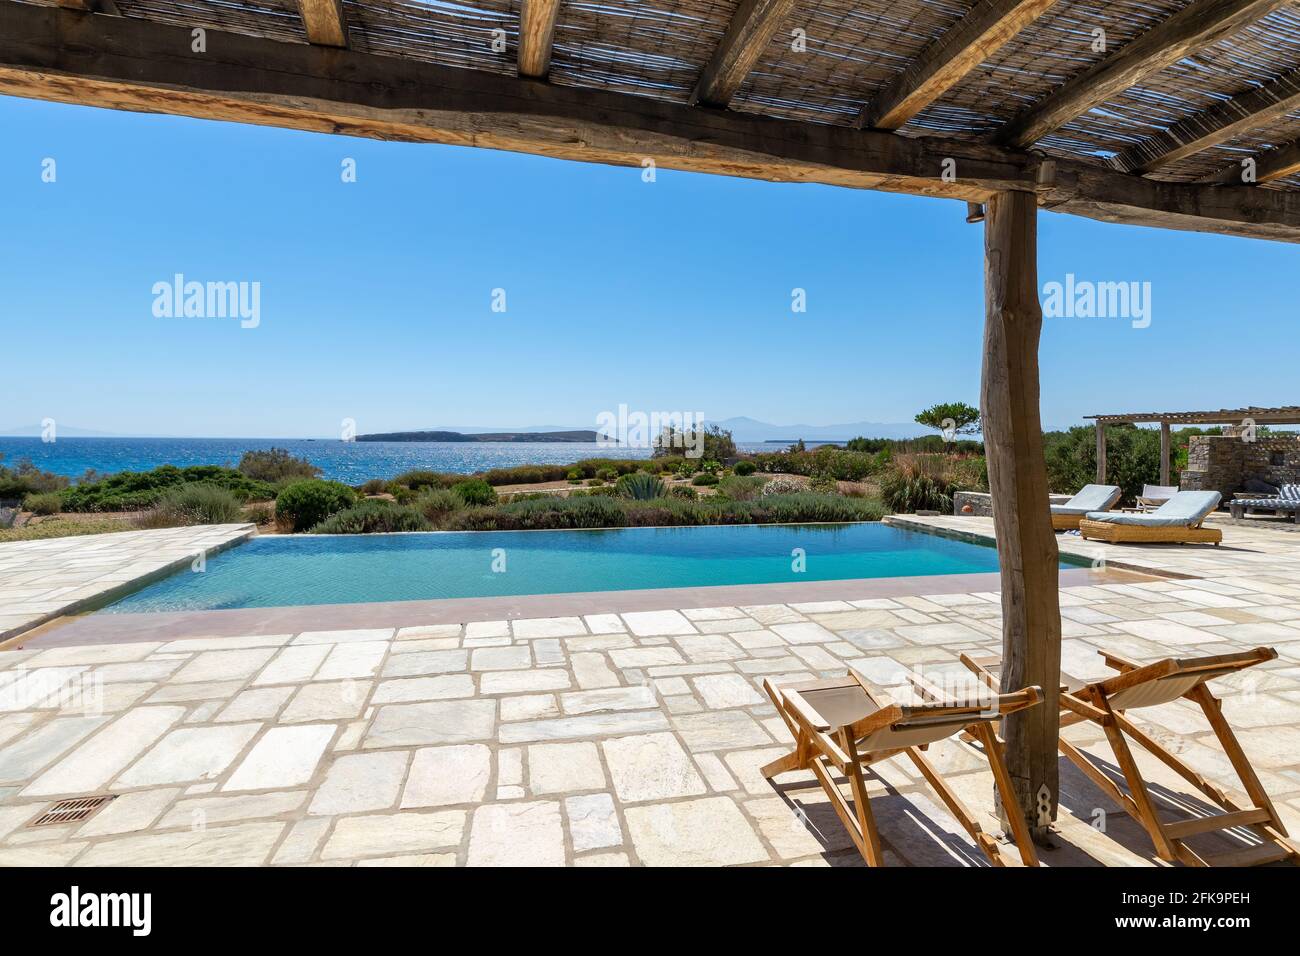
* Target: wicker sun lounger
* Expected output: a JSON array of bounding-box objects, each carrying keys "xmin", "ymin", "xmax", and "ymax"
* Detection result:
[
  {"xmin": 1078, "ymin": 490, "xmax": 1222, "ymax": 545},
  {"xmin": 1049, "ymin": 484, "xmax": 1122, "ymax": 530}
]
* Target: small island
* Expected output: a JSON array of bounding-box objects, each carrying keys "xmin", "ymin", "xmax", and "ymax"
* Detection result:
[{"xmin": 355, "ymin": 429, "xmax": 603, "ymax": 443}]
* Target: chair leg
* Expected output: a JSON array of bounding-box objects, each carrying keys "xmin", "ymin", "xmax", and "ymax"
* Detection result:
[
  {"xmin": 1096, "ymin": 696, "xmax": 1177, "ymax": 861},
  {"xmin": 841, "ymin": 732, "xmax": 885, "ymax": 866},
  {"xmin": 974, "ymin": 722, "xmax": 1039, "ymax": 866}
]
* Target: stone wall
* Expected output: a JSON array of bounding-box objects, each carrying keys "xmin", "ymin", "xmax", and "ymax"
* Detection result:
[
  {"xmin": 953, "ymin": 491, "xmax": 1070, "ymax": 517},
  {"xmin": 1181, "ymin": 434, "xmax": 1300, "ymax": 499}
]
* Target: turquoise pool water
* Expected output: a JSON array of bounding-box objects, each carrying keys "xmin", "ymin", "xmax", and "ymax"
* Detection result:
[{"xmin": 104, "ymin": 523, "xmax": 1075, "ymax": 612}]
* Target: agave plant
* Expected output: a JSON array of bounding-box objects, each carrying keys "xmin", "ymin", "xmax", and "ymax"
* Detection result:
[{"xmin": 615, "ymin": 471, "xmax": 667, "ymax": 500}]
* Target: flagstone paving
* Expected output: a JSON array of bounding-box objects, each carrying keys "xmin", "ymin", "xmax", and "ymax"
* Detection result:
[
  {"xmin": 0, "ymin": 524, "xmax": 254, "ymax": 643},
  {"xmin": 2, "ymin": 518, "xmax": 1300, "ymax": 865}
]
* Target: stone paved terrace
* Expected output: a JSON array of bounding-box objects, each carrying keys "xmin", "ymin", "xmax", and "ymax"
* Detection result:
[
  {"xmin": 0, "ymin": 519, "xmax": 1298, "ymax": 866},
  {"xmin": 0, "ymin": 525, "xmax": 254, "ymax": 644}
]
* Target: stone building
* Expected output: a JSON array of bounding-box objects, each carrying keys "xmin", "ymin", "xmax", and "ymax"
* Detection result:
[{"xmin": 1180, "ymin": 431, "xmax": 1300, "ymax": 500}]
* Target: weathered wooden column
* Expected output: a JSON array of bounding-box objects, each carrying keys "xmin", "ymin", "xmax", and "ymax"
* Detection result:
[
  {"xmin": 1096, "ymin": 424, "xmax": 1107, "ymax": 483},
  {"xmin": 1160, "ymin": 421, "xmax": 1171, "ymax": 486},
  {"xmin": 980, "ymin": 190, "xmax": 1062, "ymax": 841}
]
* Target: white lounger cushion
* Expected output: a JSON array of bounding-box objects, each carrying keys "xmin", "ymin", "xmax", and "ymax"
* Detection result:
[
  {"xmin": 1086, "ymin": 490, "xmax": 1221, "ymax": 527},
  {"xmin": 1051, "ymin": 484, "xmax": 1122, "ymax": 516}
]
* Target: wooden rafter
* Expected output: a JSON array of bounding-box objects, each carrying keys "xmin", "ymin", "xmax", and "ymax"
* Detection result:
[
  {"xmin": 5, "ymin": 4, "xmax": 1300, "ymax": 242},
  {"xmin": 857, "ymin": 0, "xmax": 1058, "ymax": 130},
  {"xmin": 691, "ymin": 0, "xmax": 794, "ymax": 107},
  {"xmin": 998, "ymin": 0, "xmax": 1292, "ymax": 148},
  {"xmin": 1205, "ymin": 139, "xmax": 1300, "ymax": 184},
  {"xmin": 55, "ymin": 0, "xmax": 119, "ymax": 13},
  {"xmin": 1116, "ymin": 66, "xmax": 1300, "ymax": 174},
  {"xmin": 298, "ymin": 0, "xmax": 348, "ymax": 48},
  {"xmin": 518, "ymin": 0, "xmax": 562, "ymax": 79}
]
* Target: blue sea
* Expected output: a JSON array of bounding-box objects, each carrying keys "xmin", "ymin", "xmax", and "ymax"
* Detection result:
[{"xmin": 0, "ymin": 437, "xmax": 774, "ymax": 484}]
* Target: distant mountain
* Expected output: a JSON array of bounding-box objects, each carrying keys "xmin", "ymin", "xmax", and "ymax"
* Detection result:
[
  {"xmin": 356, "ymin": 429, "xmax": 603, "ymax": 443},
  {"xmin": 0, "ymin": 424, "xmax": 123, "ymax": 438}
]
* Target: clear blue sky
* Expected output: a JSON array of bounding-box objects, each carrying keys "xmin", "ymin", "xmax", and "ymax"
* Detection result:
[{"xmin": 3, "ymin": 95, "xmax": 1297, "ymax": 438}]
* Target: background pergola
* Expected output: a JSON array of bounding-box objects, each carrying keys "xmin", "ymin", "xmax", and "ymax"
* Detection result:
[
  {"xmin": 1087, "ymin": 406, "xmax": 1300, "ymax": 484},
  {"xmin": 5, "ymin": 0, "xmax": 1300, "ymax": 841}
]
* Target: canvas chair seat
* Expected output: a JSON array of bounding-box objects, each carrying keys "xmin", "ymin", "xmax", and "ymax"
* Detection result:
[
  {"xmin": 962, "ymin": 647, "xmax": 1299, "ymax": 868},
  {"xmin": 763, "ymin": 668, "xmax": 1043, "ymax": 867}
]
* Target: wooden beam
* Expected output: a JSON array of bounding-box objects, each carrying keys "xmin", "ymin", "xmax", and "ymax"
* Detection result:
[
  {"xmin": 1114, "ymin": 66, "xmax": 1300, "ymax": 174},
  {"xmin": 1096, "ymin": 424, "xmax": 1107, "ymax": 483},
  {"xmin": 858, "ymin": 0, "xmax": 1057, "ymax": 130},
  {"xmin": 1160, "ymin": 421, "xmax": 1171, "ymax": 486},
  {"xmin": 4, "ymin": 4, "xmax": 1300, "ymax": 243},
  {"xmin": 55, "ymin": 0, "xmax": 119, "ymax": 14},
  {"xmin": 1205, "ymin": 139, "xmax": 1300, "ymax": 184},
  {"xmin": 691, "ymin": 0, "xmax": 794, "ymax": 107},
  {"xmin": 980, "ymin": 189, "xmax": 1062, "ymax": 841},
  {"xmin": 297, "ymin": 0, "xmax": 348, "ymax": 48},
  {"xmin": 518, "ymin": 0, "xmax": 561, "ymax": 80},
  {"xmin": 998, "ymin": 0, "xmax": 1292, "ymax": 148}
]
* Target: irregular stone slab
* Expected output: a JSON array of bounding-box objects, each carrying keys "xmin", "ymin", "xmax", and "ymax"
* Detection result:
[
  {"xmin": 565, "ymin": 793, "xmax": 622, "ymax": 851},
  {"xmin": 528, "ymin": 742, "xmax": 607, "ymax": 794},
  {"xmin": 771, "ymin": 622, "xmax": 837, "ymax": 645},
  {"xmin": 223, "ymin": 724, "xmax": 336, "ymax": 791},
  {"xmin": 172, "ymin": 648, "xmax": 277, "ymax": 684},
  {"xmin": 365, "ymin": 699, "xmax": 496, "ymax": 748},
  {"xmin": 561, "ymin": 686, "xmax": 657, "ymax": 715},
  {"xmin": 147, "ymin": 680, "xmax": 246, "ymax": 703},
  {"xmin": 609, "ymin": 646, "xmax": 685, "ymax": 668},
  {"xmin": 624, "ymin": 796, "xmax": 769, "ymax": 866},
  {"xmin": 401, "ymin": 745, "xmax": 491, "ymax": 808},
  {"xmin": 23, "ymin": 706, "xmax": 184, "ymax": 797},
  {"xmin": 480, "ymin": 669, "xmax": 571, "ymax": 694},
  {"xmin": 692, "ymin": 674, "xmax": 764, "ymax": 709},
  {"xmin": 160, "ymin": 790, "xmax": 307, "ymax": 829},
  {"xmin": 382, "ymin": 650, "xmax": 468, "ymax": 678},
  {"xmin": 571, "ymin": 652, "xmax": 620, "ymax": 689},
  {"xmin": 511, "ymin": 617, "xmax": 586, "ymax": 638},
  {"xmin": 467, "ymin": 801, "xmax": 564, "ymax": 866},
  {"xmin": 321, "ymin": 811, "xmax": 465, "ymax": 860},
  {"xmin": 357, "ymin": 852, "xmax": 457, "ymax": 866},
  {"xmin": 252, "ymin": 644, "xmax": 331, "ymax": 685},
  {"xmin": 602, "ymin": 732, "xmax": 707, "ymax": 803},
  {"xmin": 216, "ymin": 686, "xmax": 294, "ymax": 722},
  {"xmin": 0, "ymin": 715, "xmax": 109, "ymax": 784},
  {"xmin": 293, "ymin": 628, "xmax": 394, "ymax": 645},
  {"xmin": 281, "ymin": 681, "xmax": 368, "ymax": 722},
  {"xmin": 498, "ymin": 710, "xmax": 669, "ymax": 744},
  {"xmin": 673, "ymin": 710, "xmax": 771, "ymax": 752},
  {"xmin": 115, "ymin": 722, "xmax": 261, "ymax": 788},
  {"xmin": 77, "ymin": 821, "xmax": 285, "ymax": 866},
  {"xmin": 272, "ymin": 817, "xmax": 331, "ymax": 865},
  {"xmin": 316, "ymin": 642, "xmax": 388, "ymax": 680},
  {"xmin": 621, "ymin": 610, "xmax": 697, "ymax": 636},
  {"xmin": 75, "ymin": 787, "xmax": 181, "ymax": 838},
  {"xmin": 309, "ymin": 751, "xmax": 409, "ymax": 815},
  {"xmin": 500, "ymin": 694, "xmax": 558, "ymax": 722},
  {"xmin": 470, "ymin": 645, "xmax": 532, "ymax": 671},
  {"xmin": 372, "ymin": 675, "xmax": 474, "ymax": 704}
]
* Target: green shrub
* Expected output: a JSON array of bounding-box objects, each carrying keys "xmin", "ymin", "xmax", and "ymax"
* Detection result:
[
  {"xmin": 275, "ymin": 479, "xmax": 357, "ymax": 532},
  {"xmin": 23, "ymin": 491, "xmax": 63, "ymax": 516},
  {"xmin": 733, "ymin": 460, "xmax": 756, "ymax": 476},
  {"xmin": 415, "ymin": 488, "xmax": 462, "ymax": 525},
  {"xmin": 879, "ymin": 455, "xmax": 967, "ymax": 513},
  {"xmin": 452, "ymin": 478, "xmax": 497, "ymax": 507},
  {"xmin": 1043, "ymin": 425, "xmax": 1165, "ymax": 504},
  {"xmin": 0, "ymin": 456, "xmax": 68, "ymax": 499},
  {"xmin": 447, "ymin": 495, "xmax": 626, "ymax": 531},
  {"xmin": 391, "ymin": 469, "xmax": 455, "ymax": 491},
  {"xmin": 61, "ymin": 465, "xmax": 274, "ymax": 512},
  {"xmin": 133, "ymin": 483, "xmax": 244, "ymax": 528},
  {"xmin": 595, "ymin": 467, "xmax": 618, "ymax": 481},
  {"xmin": 691, "ymin": 473, "xmax": 719, "ymax": 487},
  {"xmin": 616, "ymin": 472, "xmax": 667, "ymax": 500},
  {"xmin": 762, "ymin": 476, "xmax": 810, "ymax": 496},
  {"xmin": 312, "ymin": 500, "xmax": 431, "ymax": 534},
  {"xmin": 237, "ymin": 448, "xmax": 320, "ymax": 483},
  {"xmin": 669, "ymin": 485, "xmax": 698, "ymax": 500},
  {"xmin": 245, "ymin": 502, "xmax": 276, "ymax": 526},
  {"xmin": 358, "ymin": 478, "xmax": 389, "ymax": 496},
  {"xmin": 715, "ymin": 475, "xmax": 766, "ymax": 501}
]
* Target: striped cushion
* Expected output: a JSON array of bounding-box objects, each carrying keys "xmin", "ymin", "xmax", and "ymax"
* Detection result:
[
  {"xmin": 1281, "ymin": 484, "xmax": 1300, "ymax": 502},
  {"xmin": 1236, "ymin": 498, "xmax": 1300, "ymax": 510}
]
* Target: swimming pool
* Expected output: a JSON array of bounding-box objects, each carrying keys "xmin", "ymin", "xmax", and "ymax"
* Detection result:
[{"xmin": 103, "ymin": 523, "xmax": 1077, "ymax": 612}]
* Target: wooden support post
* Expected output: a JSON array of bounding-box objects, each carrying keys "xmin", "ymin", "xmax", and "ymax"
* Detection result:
[
  {"xmin": 1096, "ymin": 423, "xmax": 1107, "ymax": 483},
  {"xmin": 981, "ymin": 191, "xmax": 1062, "ymax": 841},
  {"xmin": 1160, "ymin": 421, "xmax": 1171, "ymax": 486}
]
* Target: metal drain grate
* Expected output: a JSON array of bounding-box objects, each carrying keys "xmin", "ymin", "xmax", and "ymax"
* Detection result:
[{"xmin": 28, "ymin": 795, "xmax": 115, "ymax": 827}]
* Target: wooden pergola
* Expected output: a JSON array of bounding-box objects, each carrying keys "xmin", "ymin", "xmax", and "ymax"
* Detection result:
[
  {"xmin": 1087, "ymin": 406, "xmax": 1300, "ymax": 485},
  {"xmin": 6, "ymin": 0, "xmax": 1300, "ymax": 843}
]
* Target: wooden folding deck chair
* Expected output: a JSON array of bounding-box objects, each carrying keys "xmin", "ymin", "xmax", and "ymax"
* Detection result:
[
  {"xmin": 761, "ymin": 668, "xmax": 1043, "ymax": 867},
  {"xmin": 963, "ymin": 647, "xmax": 1299, "ymax": 867}
]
